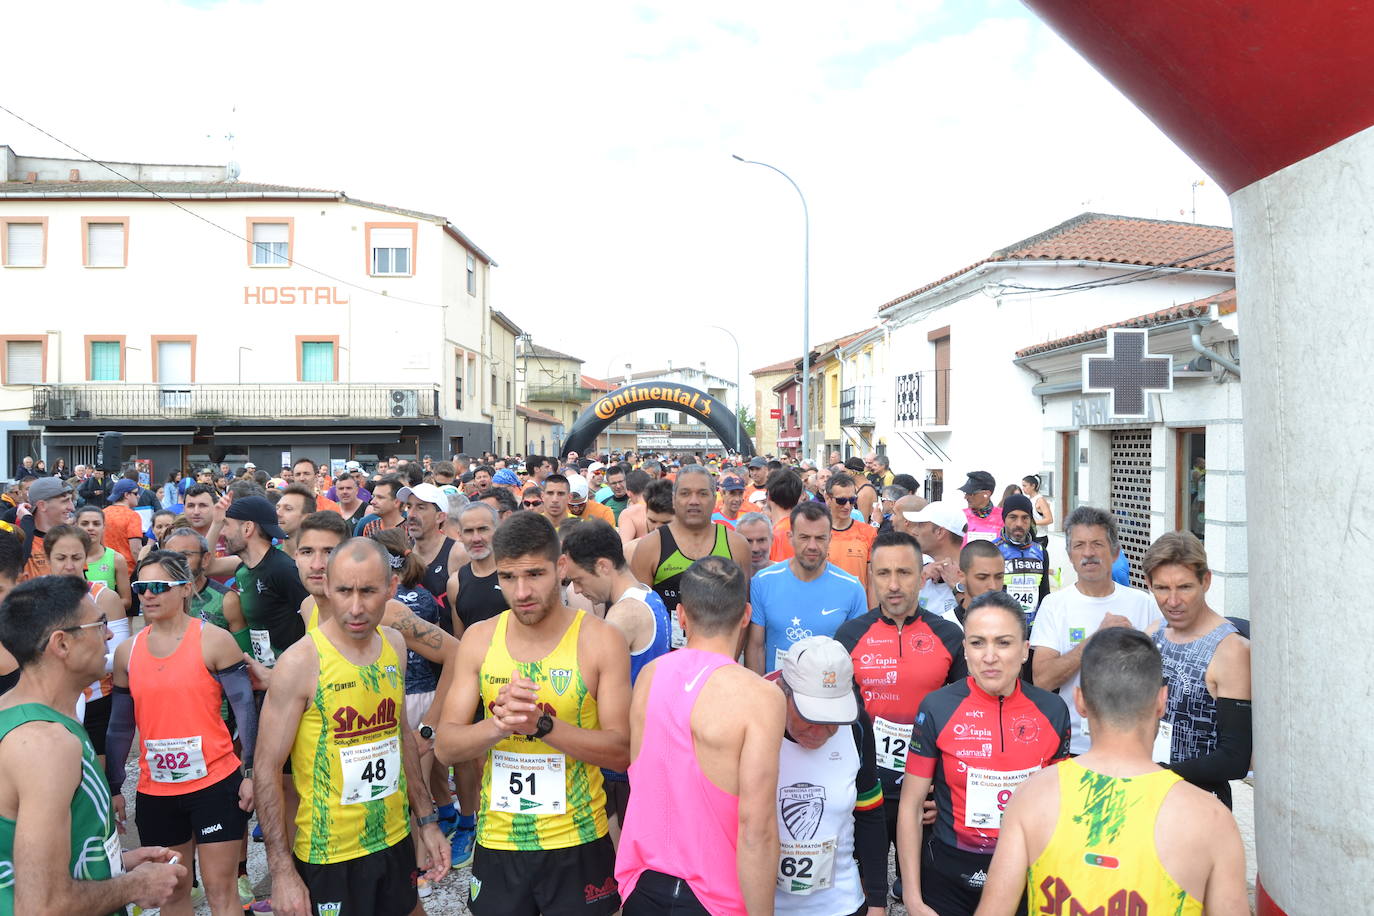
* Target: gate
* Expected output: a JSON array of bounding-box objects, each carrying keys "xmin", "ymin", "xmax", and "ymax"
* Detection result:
[{"xmin": 1109, "ymin": 429, "xmax": 1153, "ymax": 588}]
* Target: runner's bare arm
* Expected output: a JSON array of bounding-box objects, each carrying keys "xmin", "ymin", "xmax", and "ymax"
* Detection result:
[
  {"xmin": 725, "ymin": 529, "xmax": 752, "ymax": 596},
  {"xmin": 382, "ymin": 599, "xmax": 457, "ymax": 664},
  {"xmin": 446, "ymin": 570, "xmax": 467, "ymax": 639},
  {"xmin": 737, "ymin": 681, "xmax": 785, "ymax": 916},
  {"xmin": 382, "ymin": 629, "xmax": 437, "ymax": 823},
  {"xmin": 435, "ymin": 618, "xmax": 505, "ymax": 765},
  {"xmin": 972, "ymin": 781, "xmax": 1034, "ymax": 916},
  {"xmin": 419, "ymin": 636, "xmax": 460, "ymax": 735},
  {"xmin": 9, "ymin": 722, "xmax": 183, "ymax": 914},
  {"xmin": 1030, "ymin": 644, "xmax": 1082, "ymax": 691},
  {"xmin": 1200, "ymin": 797, "xmax": 1250, "ymax": 916},
  {"xmin": 539, "ymin": 619, "xmax": 632, "ymax": 771},
  {"xmin": 220, "ymin": 588, "xmax": 247, "ymax": 632},
  {"xmin": 627, "ymin": 530, "xmax": 659, "ymax": 593},
  {"xmin": 253, "ymin": 642, "xmax": 316, "ymax": 905},
  {"xmin": 603, "ymin": 597, "xmax": 647, "ymax": 654},
  {"xmin": 745, "ymin": 623, "xmax": 766, "ymax": 674}
]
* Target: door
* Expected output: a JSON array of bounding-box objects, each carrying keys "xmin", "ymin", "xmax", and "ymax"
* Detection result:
[
  {"xmin": 1109, "ymin": 429, "xmax": 1153, "ymax": 588},
  {"xmin": 158, "ymin": 340, "xmax": 193, "ymax": 411}
]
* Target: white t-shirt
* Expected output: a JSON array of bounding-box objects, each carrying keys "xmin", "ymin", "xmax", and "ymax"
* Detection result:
[
  {"xmin": 1029, "ymin": 583, "xmax": 1161, "ymax": 754},
  {"xmin": 919, "ymin": 580, "xmax": 961, "ymax": 629}
]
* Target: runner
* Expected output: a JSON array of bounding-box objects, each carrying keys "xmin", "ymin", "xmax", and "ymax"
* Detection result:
[
  {"xmin": 615, "ymin": 555, "xmax": 783, "ymax": 915},
  {"xmin": 402, "ymin": 482, "xmax": 468, "ymax": 635},
  {"xmin": 222, "ymin": 495, "xmax": 309, "ymax": 669},
  {"xmin": 958, "ymin": 472, "xmax": 1003, "ymax": 544},
  {"xmin": 1143, "ymin": 531, "xmax": 1252, "ymax": 808},
  {"xmin": 615, "ymin": 470, "xmax": 651, "ymax": 543},
  {"xmin": 910, "ymin": 501, "xmax": 967, "ymax": 626},
  {"xmin": 631, "ymin": 466, "xmax": 749, "ymax": 650},
  {"xmin": 1020, "ymin": 476, "xmax": 1053, "ymax": 553},
  {"xmin": 254, "ymin": 537, "xmax": 448, "ymax": 916},
  {"xmin": 765, "ymin": 470, "xmax": 806, "ymax": 563},
  {"xmin": 746, "ymin": 502, "xmax": 867, "ymax": 674},
  {"xmin": 76, "ymin": 505, "xmax": 132, "ymax": 612},
  {"xmin": 973, "ymin": 627, "xmax": 1248, "ymax": 916},
  {"xmin": 836, "ymin": 530, "xmax": 966, "ymax": 903},
  {"xmin": 768, "ymin": 636, "xmax": 887, "ymax": 915},
  {"xmin": 825, "ymin": 473, "xmax": 878, "ymax": 589},
  {"xmin": 843, "ymin": 458, "xmax": 880, "ymax": 525},
  {"xmin": 181, "ymin": 483, "xmax": 236, "ymax": 585},
  {"xmin": 477, "ymin": 487, "xmax": 519, "ymax": 520},
  {"xmin": 744, "ymin": 456, "xmax": 770, "ymax": 501},
  {"xmin": 0, "ymin": 575, "xmax": 184, "ymax": 914},
  {"xmin": 356, "ymin": 476, "xmax": 406, "ymax": 538},
  {"xmin": 598, "ymin": 465, "xmax": 630, "ymax": 523},
  {"xmin": 436, "ymin": 511, "xmax": 630, "ymax": 916},
  {"xmin": 290, "ymin": 459, "xmax": 342, "ymax": 516},
  {"xmin": 161, "ymin": 527, "xmax": 251, "ymax": 653},
  {"xmin": 567, "ymin": 475, "xmax": 616, "ymax": 526},
  {"xmin": 711, "ymin": 476, "xmax": 747, "ymax": 529},
  {"xmin": 561, "ymin": 520, "xmax": 671, "ymax": 835},
  {"xmin": 274, "ymin": 483, "xmax": 316, "ymax": 558},
  {"xmin": 102, "ymin": 480, "xmax": 145, "ymax": 569},
  {"xmin": 992, "ymin": 494, "xmax": 1049, "ymax": 629},
  {"xmin": 19, "ymin": 477, "xmax": 76, "ymax": 581},
  {"xmin": 333, "ymin": 472, "xmax": 369, "ymax": 529},
  {"xmin": 105, "ymin": 550, "xmax": 258, "ymax": 915},
  {"xmin": 620, "ymin": 479, "xmax": 674, "ymax": 571},
  {"xmin": 898, "ymin": 592, "xmax": 1070, "ymax": 916},
  {"xmin": 1029, "ymin": 506, "xmax": 1160, "ymax": 755},
  {"xmin": 953, "ymin": 540, "xmax": 1008, "ymax": 622},
  {"xmin": 735, "ymin": 511, "xmax": 775, "ymax": 575}
]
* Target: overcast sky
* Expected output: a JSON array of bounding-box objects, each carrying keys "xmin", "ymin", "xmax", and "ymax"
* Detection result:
[{"xmin": 4, "ymin": 0, "xmax": 1232, "ymax": 398}]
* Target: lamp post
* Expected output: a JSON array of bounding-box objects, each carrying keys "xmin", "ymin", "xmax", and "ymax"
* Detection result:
[
  {"xmin": 732, "ymin": 155, "xmax": 810, "ymax": 460},
  {"xmin": 237, "ymin": 346, "xmax": 253, "ymax": 384},
  {"xmin": 708, "ymin": 324, "xmax": 742, "ymax": 453}
]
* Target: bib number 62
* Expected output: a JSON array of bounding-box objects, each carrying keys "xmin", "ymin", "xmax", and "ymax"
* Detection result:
[{"xmin": 780, "ymin": 856, "xmax": 814, "ymax": 878}]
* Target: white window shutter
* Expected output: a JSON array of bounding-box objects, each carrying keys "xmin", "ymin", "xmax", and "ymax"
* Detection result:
[
  {"xmin": 371, "ymin": 227, "xmax": 410, "ymax": 249},
  {"xmin": 253, "ymin": 222, "xmax": 288, "ymax": 243},
  {"xmin": 6, "ymin": 341, "xmax": 42, "ymax": 384},
  {"xmin": 88, "ymin": 223, "xmax": 125, "ymax": 266},
  {"xmin": 5, "ymin": 223, "xmax": 43, "ymax": 266}
]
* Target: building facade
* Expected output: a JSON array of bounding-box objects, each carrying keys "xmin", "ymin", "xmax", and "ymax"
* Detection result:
[
  {"xmin": 749, "ymin": 358, "xmax": 795, "ymax": 457},
  {"xmin": 0, "ymin": 147, "xmax": 503, "ymax": 476}
]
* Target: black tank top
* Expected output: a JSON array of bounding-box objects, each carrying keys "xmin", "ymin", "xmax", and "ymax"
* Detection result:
[
  {"xmin": 421, "ymin": 537, "xmax": 457, "ymax": 635},
  {"xmin": 0, "ymin": 669, "xmax": 17, "ymax": 697},
  {"xmin": 455, "ymin": 564, "xmax": 508, "ymax": 630}
]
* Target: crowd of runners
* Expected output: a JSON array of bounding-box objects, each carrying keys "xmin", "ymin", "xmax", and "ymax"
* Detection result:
[{"xmin": 0, "ymin": 449, "xmax": 1252, "ymax": 915}]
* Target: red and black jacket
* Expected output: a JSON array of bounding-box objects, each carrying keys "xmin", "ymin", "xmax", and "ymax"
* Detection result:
[
  {"xmin": 835, "ymin": 608, "xmax": 966, "ymax": 796},
  {"xmin": 906, "ymin": 677, "xmax": 1070, "ymax": 854}
]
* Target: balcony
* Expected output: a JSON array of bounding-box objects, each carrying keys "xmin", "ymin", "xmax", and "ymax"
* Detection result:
[
  {"xmin": 894, "ymin": 369, "xmax": 951, "ymax": 427},
  {"xmin": 525, "ymin": 383, "xmax": 597, "ymax": 403},
  {"xmin": 32, "ymin": 384, "xmax": 441, "ymax": 422},
  {"xmin": 839, "ymin": 386, "xmax": 874, "ymax": 427}
]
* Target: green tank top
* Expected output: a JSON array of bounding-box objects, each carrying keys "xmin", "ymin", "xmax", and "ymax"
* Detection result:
[
  {"xmin": 0, "ymin": 704, "xmax": 125, "ymax": 916},
  {"xmin": 84, "ymin": 547, "xmax": 119, "ymax": 592},
  {"xmin": 651, "ymin": 523, "xmax": 732, "ymax": 612}
]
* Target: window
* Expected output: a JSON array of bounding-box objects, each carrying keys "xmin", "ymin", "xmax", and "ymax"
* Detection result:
[
  {"xmin": 467, "ymin": 253, "xmax": 477, "ymax": 295},
  {"xmin": 366, "ymin": 223, "xmax": 416, "ymax": 277},
  {"xmin": 298, "ymin": 339, "xmax": 337, "ymax": 382},
  {"xmin": 83, "ymin": 218, "xmax": 128, "ymax": 267},
  {"xmin": 454, "ymin": 350, "xmax": 465, "ymax": 410},
  {"xmin": 654, "ymin": 411, "xmax": 669, "ymax": 425},
  {"xmin": 1, "ymin": 218, "xmax": 46, "ymax": 267},
  {"xmin": 2, "ymin": 338, "xmax": 45, "ymax": 385},
  {"xmin": 491, "ymin": 372, "xmax": 498, "ymax": 405},
  {"xmin": 87, "ymin": 338, "xmax": 124, "ymax": 381},
  {"xmin": 505, "ymin": 380, "xmax": 512, "ymax": 406},
  {"xmin": 249, "ymin": 220, "xmax": 291, "ymax": 266},
  {"xmin": 467, "ymin": 358, "xmax": 476, "ymax": 394}
]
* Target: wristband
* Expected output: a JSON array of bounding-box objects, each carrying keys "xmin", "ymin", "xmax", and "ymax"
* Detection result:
[{"xmin": 416, "ymin": 811, "xmax": 441, "ymax": 827}]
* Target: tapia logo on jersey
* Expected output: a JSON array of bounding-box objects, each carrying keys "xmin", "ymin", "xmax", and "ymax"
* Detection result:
[
  {"xmin": 549, "ymin": 667, "xmax": 573, "ymax": 696},
  {"xmin": 779, "ymin": 783, "xmax": 826, "ymax": 840},
  {"xmin": 332, "ymin": 697, "xmax": 398, "ymax": 739}
]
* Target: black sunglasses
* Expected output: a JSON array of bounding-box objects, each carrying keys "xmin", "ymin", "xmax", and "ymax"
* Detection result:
[
  {"xmin": 829, "ymin": 496, "xmax": 857, "ymax": 506},
  {"xmin": 132, "ymin": 580, "xmax": 189, "ymax": 596}
]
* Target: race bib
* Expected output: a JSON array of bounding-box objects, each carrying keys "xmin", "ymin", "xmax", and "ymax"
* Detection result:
[
  {"xmin": 1006, "ymin": 575, "xmax": 1039, "ymax": 614},
  {"xmin": 339, "ymin": 736, "xmax": 401, "ymax": 805},
  {"xmin": 774, "ymin": 646, "xmax": 790, "ymax": 673},
  {"xmin": 965, "ymin": 765, "xmax": 1039, "ymax": 830},
  {"xmin": 249, "ymin": 629, "xmax": 276, "ymax": 667},
  {"xmin": 966, "ymin": 531, "xmax": 995, "ymax": 543},
  {"xmin": 670, "ymin": 610, "xmax": 687, "ymax": 649},
  {"xmin": 1152, "ymin": 719, "xmax": 1174, "ymax": 764},
  {"xmin": 103, "ymin": 831, "xmax": 123, "ymax": 876},
  {"xmin": 145, "ymin": 735, "xmax": 208, "ymax": 783},
  {"xmin": 777, "ymin": 837, "xmax": 837, "ymax": 895},
  {"xmin": 489, "ymin": 750, "xmax": 566, "ymax": 815},
  {"xmin": 873, "ymin": 716, "xmax": 913, "ymax": 772}
]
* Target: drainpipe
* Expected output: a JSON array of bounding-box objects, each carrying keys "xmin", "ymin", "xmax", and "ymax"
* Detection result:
[{"xmin": 1188, "ymin": 320, "xmax": 1241, "ymax": 378}]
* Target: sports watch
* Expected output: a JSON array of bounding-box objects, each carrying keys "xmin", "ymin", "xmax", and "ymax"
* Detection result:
[
  {"xmin": 533, "ymin": 714, "xmax": 554, "ymax": 740},
  {"xmin": 418, "ymin": 723, "xmax": 435, "ymax": 741}
]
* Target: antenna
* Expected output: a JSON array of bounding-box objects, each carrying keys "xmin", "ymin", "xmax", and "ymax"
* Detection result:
[{"xmin": 206, "ymin": 104, "xmax": 240, "ymax": 182}]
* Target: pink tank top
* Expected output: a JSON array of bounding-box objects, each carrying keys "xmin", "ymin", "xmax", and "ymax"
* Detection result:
[{"xmin": 615, "ymin": 648, "xmax": 744, "ymax": 915}]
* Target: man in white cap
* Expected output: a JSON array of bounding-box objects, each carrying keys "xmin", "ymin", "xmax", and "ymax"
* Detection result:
[
  {"xmin": 909, "ymin": 501, "xmax": 967, "ymax": 627},
  {"xmin": 771, "ymin": 636, "xmax": 888, "ymax": 915},
  {"xmin": 401, "ymin": 482, "xmax": 468, "ymax": 635},
  {"xmin": 567, "ymin": 474, "xmax": 615, "ymax": 526}
]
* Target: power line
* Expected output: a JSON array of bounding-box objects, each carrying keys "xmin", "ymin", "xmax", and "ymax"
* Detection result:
[
  {"xmin": 0, "ymin": 102, "xmax": 450, "ymax": 311},
  {"xmin": 994, "ymin": 244, "xmax": 1235, "ymax": 297}
]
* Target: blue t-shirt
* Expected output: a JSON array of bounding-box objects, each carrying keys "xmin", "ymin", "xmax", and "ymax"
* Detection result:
[
  {"xmin": 750, "ymin": 561, "xmax": 867, "ymax": 672},
  {"xmin": 393, "ymin": 585, "xmax": 442, "ymax": 695}
]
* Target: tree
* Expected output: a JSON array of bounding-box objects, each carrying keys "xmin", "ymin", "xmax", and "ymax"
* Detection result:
[{"xmin": 736, "ymin": 404, "xmax": 756, "ymax": 436}]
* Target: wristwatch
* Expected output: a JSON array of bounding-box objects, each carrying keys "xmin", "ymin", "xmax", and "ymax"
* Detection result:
[
  {"xmin": 533, "ymin": 714, "xmax": 555, "ymax": 740},
  {"xmin": 418, "ymin": 724, "xmax": 435, "ymax": 741},
  {"xmin": 242, "ymin": 767, "xmax": 254, "ymax": 780},
  {"xmin": 416, "ymin": 811, "xmax": 441, "ymax": 827}
]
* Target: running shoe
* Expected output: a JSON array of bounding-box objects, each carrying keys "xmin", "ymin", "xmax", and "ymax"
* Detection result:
[
  {"xmin": 450, "ymin": 825, "xmax": 475, "ymax": 869},
  {"xmin": 249, "ymin": 899, "xmax": 274, "ymax": 913},
  {"xmin": 417, "ymin": 876, "xmax": 433, "ymax": 899},
  {"xmin": 251, "ymin": 821, "xmax": 263, "ymax": 842},
  {"xmin": 891, "ymin": 878, "xmax": 903, "ymax": 902}
]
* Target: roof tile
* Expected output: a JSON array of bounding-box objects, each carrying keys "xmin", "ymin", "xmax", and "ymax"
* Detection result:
[{"xmin": 1014, "ymin": 289, "xmax": 1235, "ymax": 358}]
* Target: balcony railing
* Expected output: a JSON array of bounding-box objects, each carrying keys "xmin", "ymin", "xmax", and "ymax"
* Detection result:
[
  {"xmin": 839, "ymin": 385, "xmax": 874, "ymax": 426},
  {"xmin": 32, "ymin": 384, "xmax": 442, "ymax": 421},
  {"xmin": 894, "ymin": 369, "xmax": 951, "ymax": 427},
  {"xmin": 525, "ymin": 384, "xmax": 597, "ymax": 403}
]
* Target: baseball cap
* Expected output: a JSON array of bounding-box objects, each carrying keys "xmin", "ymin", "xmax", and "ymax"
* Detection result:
[
  {"xmin": 245, "ymin": 462, "xmax": 257, "ymax": 470},
  {"xmin": 567, "ymin": 474, "xmax": 589, "ymax": 502},
  {"xmin": 905, "ymin": 500, "xmax": 967, "ymax": 539},
  {"xmin": 399, "ymin": 483, "xmax": 449, "ymax": 514},
  {"xmin": 781, "ymin": 636, "xmax": 858, "ymax": 725},
  {"xmin": 747, "ymin": 490, "xmax": 768, "ymax": 506},
  {"xmin": 844, "ymin": 457, "xmax": 866, "ymax": 473},
  {"xmin": 748, "ymin": 456, "xmax": 768, "ymax": 469},
  {"xmin": 492, "ymin": 468, "xmax": 520, "ymax": 487},
  {"xmin": 344, "ymin": 460, "xmax": 362, "ymax": 472},
  {"xmin": 587, "ymin": 461, "xmax": 605, "ymax": 473},
  {"xmin": 29, "ymin": 477, "xmax": 73, "ymax": 502},
  {"xmin": 225, "ymin": 495, "xmax": 288, "ymax": 540},
  {"xmin": 110, "ymin": 479, "xmax": 139, "ymax": 501},
  {"xmin": 721, "ymin": 476, "xmax": 746, "ymax": 492},
  {"xmin": 958, "ymin": 470, "xmax": 996, "ymax": 494}
]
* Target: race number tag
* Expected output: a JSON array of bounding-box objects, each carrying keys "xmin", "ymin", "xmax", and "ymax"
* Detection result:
[
  {"xmin": 249, "ymin": 629, "xmax": 276, "ymax": 667},
  {"xmin": 489, "ymin": 751, "xmax": 566, "ymax": 815},
  {"xmin": 339, "ymin": 737, "xmax": 401, "ymax": 805},
  {"xmin": 1006, "ymin": 575, "xmax": 1039, "ymax": 613},
  {"xmin": 103, "ymin": 831, "xmax": 124, "ymax": 875},
  {"xmin": 145, "ymin": 736, "xmax": 208, "ymax": 783},
  {"xmin": 873, "ymin": 717, "xmax": 913, "ymax": 772},
  {"xmin": 777, "ymin": 837, "xmax": 837, "ymax": 895},
  {"xmin": 1152, "ymin": 719, "xmax": 1174, "ymax": 764},
  {"xmin": 774, "ymin": 647, "xmax": 790, "ymax": 673},
  {"xmin": 966, "ymin": 531, "xmax": 995, "ymax": 543},
  {"xmin": 670, "ymin": 610, "xmax": 687, "ymax": 649},
  {"xmin": 965, "ymin": 765, "xmax": 1039, "ymax": 830}
]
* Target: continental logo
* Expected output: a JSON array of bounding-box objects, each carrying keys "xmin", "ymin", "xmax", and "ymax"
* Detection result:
[
  {"xmin": 332, "ymin": 698, "xmax": 398, "ymax": 739},
  {"xmin": 593, "ymin": 385, "xmax": 713, "ymax": 420}
]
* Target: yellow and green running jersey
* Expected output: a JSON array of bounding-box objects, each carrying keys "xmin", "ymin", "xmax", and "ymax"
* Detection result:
[
  {"xmin": 291, "ymin": 628, "xmax": 410, "ymax": 865},
  {"xmin": 478, "ymin": 610, "xmax": 608, "ymax": 851}
]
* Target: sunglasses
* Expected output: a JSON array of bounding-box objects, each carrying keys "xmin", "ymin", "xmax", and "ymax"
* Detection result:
[
  {"xmin": 522, "ymin": 499, "xmax": 544, "ymax": 508},
  {"xmin": 132, "ymin": 580, "xmax": 189, "ymax": 596},
  {"xmin": 61, "ymin": 613, "xmax": 109, "ymax": 634},
  {"xmin": 828, "ymin": 496, "xmax": 857, "ymax": 506}
]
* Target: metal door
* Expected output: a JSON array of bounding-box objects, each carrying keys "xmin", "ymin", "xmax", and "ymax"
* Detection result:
[{"xmin": 1109, "ymin": 429, "xmax": 1152, "ymax": 588}]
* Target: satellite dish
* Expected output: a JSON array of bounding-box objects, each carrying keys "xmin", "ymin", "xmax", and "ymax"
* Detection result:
[{"xmin": 226, "ymin": 161, "xmax": 241, "ymax": 181}]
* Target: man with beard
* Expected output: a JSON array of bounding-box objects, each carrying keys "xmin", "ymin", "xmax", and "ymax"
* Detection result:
[
  {"xmin": 222, "ymin": 495, "xmax": 308, "ymax": 669},
  {"xmin": 993, "ymin": 494, "xmax": 1049, "ymax": 630},
  {"xmin": 401, "ymin": 483, "xmax": 468, "ymax": 635}
]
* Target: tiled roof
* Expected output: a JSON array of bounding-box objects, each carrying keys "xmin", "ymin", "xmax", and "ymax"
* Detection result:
[
  {"xmin": 0, "ymin": 180, "xmax": 338, "ymax": 195},
  {"xmin": 751, "ymin": 358, "xmax": 798, "ymax": 375},
  {"xmin": 581, "ymin": 375, "xmax": 615, "ymax": 391},
  {"xmin": 517, "ymin": 405, "xmax": 561, "ymax": 424},
  {"xmin": 880, "ymin": 213, "xmax": 1234, "ymax": 313},
  {"xmin": 1014, "ymin": 289, "xmax": 1235, "ymax": 358},
  {"xmin": 523, "ymin": 343, "xmax": 582, "ymax": 363}
]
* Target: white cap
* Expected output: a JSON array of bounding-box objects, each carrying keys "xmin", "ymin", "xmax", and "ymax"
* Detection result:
[
  {"xmin": 903, "ymin": 500, "xmax": 967, "ymax": 539},
  {"xmin": 587, "ymin": 461, "xmax": 605, "ymax": 472},
  {"xmin": 567, "ymin": 474, "xmax": 589, "ymax": 501},
  {"xmin": 748, "ymin": 490, "xmax": 768, "ymax": 505},
  {"xmin": 244, "ymin": 462, "xmax": 257, "ymax": 469},
  {"xmin": 398, "ymin": 482, "xmax": 449, "ymax": 513},
  {"xmin": 344, "ymin": 460, "xmax": 361, "ymax": 471},
  {"xmin": 780, "ymin": 636, "xmax": 858, "ymax": 724}
]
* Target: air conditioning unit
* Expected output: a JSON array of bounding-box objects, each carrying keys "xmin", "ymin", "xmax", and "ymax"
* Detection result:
[
  {"xmin": 389, "ymin": 389, "xmax": 419, "ymax": 418},
  {"xmin": 55, "ymin": 397, "xmax": 77, "ymax": 419}
]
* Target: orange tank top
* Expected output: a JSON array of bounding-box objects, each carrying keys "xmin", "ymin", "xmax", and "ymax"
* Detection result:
[{"xmin": 129, "ymin": 619, "xmax": 239, "ymax": 795}]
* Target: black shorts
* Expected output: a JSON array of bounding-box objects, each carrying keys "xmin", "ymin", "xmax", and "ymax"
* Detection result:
[
  {"xmin": 921, "ymin": 838, "xmax": 1025, "ymax": 916},
  {"xmin": 623, "ymin": 870, "xmax": 711, "ymax": 915},
  {"xmin": 294, "ymin": 834, "xmax": 418, "ymax": 916},
  {"xmin": 135, "ymin": 770, "xmax": 247, "ymax": 847},
  {"xmin": 83, "ymin": 694, "xmax": 112, "ymax": 756},
  {"xmin": 470, "ymin": 835, "xmax": 619, "ymax": 916}
]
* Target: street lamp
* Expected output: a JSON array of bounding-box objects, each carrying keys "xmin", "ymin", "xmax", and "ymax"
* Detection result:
[
  {"xmin": 237, "ymin": 346, "xmax": 253, "ymax": 384},
  {"xmin": 708, "ymin": 325, "xmax": 742, "ymax": 453},
  {"xmin": 732, "ymin": 154, "xmax": 810, "ymax": 460}
]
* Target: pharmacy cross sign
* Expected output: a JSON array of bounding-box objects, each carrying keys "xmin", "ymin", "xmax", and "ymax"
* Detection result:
[{"xmin": 1081, "ymin": 329, "xmax": 1172, "ymax": 418}]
